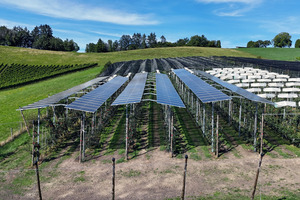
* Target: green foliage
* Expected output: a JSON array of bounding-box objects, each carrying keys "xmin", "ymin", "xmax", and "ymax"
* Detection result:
[
  {"xmin": 0, "ymin": 24, "xmax": 79, "ymax": 51},
  {"xmin": 272, "ymin": 32, "xmax": 292, "ymax": 48},
  {"xmin": 0, "ymin": 63, "xmax": 97, "ymax": 89},
  {"xmin": 295, "ymin": 39, "xmax": 300, "ymax": 48},
  {"xmin": 187, "ymin": 35, "xmax": 208, "ymax": 47},
  {"xmin": 247, "ymin": 40, "xmax": 271, "ymax": 48}
]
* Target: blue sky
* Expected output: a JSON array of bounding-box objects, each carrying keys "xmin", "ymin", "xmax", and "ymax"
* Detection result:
[{"xmin": 0, "ymin": 0, "xmax": 300, "ymax": 52}]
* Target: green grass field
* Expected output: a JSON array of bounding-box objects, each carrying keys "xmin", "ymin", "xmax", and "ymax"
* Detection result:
[
  {"xmin": 237, "ymin": 48, "xmax": 300, "ymax": 61},
  {"xmin": 0, "ymin": 66, "xmax": 103, "ymax": 141},
  {"xmin": 0, "ymin": 46, "xmax": 255, "ymax": 66}
]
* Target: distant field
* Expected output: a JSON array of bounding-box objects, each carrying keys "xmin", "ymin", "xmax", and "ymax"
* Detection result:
[
  {"xmin": 0, "ymin": 46, "xmax": 255, "ymax": 66},
  {"xmin": 237, "ymin": 48, "xmax": 300, "ymax": 61}
]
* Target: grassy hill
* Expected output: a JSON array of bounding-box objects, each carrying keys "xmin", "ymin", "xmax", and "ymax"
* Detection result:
[
  {"xmin": 0, "ymin": 45, "xmax": 255, "ymax": 66},
  {"xmin": 237, "ymin": 48, "xmax": 300, "ymax": 61}
]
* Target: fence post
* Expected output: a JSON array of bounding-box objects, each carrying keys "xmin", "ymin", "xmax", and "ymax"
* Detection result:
[
  {"xmin": 181, "ymin": 155, "xmax": 188, "ymax": 200},
  {"xmin": 11, "ymin": 128, "xmax": 13, "ymax": 138},
  {"xmin": 112, "ymin": 157, "xmax": 115, "ymax": 200},
  {"xmin": 35, "ymin": 160, "xmax": 43, "ymax": 200},
  {"xmin": 251, "ymin": 153, "xmax": 264, "ymax": 200}
]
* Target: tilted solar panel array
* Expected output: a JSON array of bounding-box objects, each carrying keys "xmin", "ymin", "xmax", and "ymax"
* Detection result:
[
  {"xmin": 112, "ymin": 73, "xmax": 148, "ymax": 105},
  {"xmin": 156, "ymin": 74, "xmax": 185, "ymax": 108},
  {"xmin": 197, "ymin": 70, "xmax": 275, "ymax": 105},
  {"xmin": 66, "ymin": 76, "xmax": 128, "ymax": 113},
  {"xmin": 19, "ymin": 77, "xmax": 108, "ymax": 110},
  {"xmin": 173, "ymin": 69, "xmax": 231, "ymax": 103}
]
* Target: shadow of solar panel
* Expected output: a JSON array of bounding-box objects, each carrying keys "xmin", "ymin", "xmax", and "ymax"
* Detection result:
[
  {"xmin": 112, "ymin": 73, "xmax": 148, "ymax": 106},
  {"xmin": 19, "ymin": 76, "xmax": 108, "ymax": 110},
  {"xmin": 173, "ymin": 69, "xmax": 230, "ymax": 103},
  {"xmin": 156, "ymin": 74, "xmax": 185, "ymax": 108},
  {"xmin": 66, "ymin": 76, "xmax": 128, "ymax": 113},
  {"xmin": 197, "ymin": 70, "xmax": 274, "ymax": 105}
]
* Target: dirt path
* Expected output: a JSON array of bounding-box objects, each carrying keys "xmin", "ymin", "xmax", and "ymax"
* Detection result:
[{"xmin": 8, "ymin": 148, "xmax": 299, "ymax": 200}]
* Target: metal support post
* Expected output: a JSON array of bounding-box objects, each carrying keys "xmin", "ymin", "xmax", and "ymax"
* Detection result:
[
  {"xmin": 260, "ymin": 115, "xmax": 264, "ymax": 154},
  {"xmin": 19, "ymin": 107, "xmax": 31, "ymax": 136},
  {"xmin": 52, "ymin": 106, "xmax": 56, "ymax": 124},
  {"xmin": 216, "ymin": 114, "xmax": 219, "ymax": 158},
  {"xmin": 196, "ymin": 99, "xmax": 199, "ymax": 124},
  {"xmin": 211, "ymin": 103, "xmax": 214, "ymax": 153},
  {"xmin": 92, "ymin": 113, "xmax": 95, "ymax": 135},
  {"xmin": 170, "ymin": 114, "xmax": 174, "ymax": 158},
  {"xmin": 125, "ymin": 105, "xmax": 129, "ymax": 160},
  {"xmin": 37, "ymin": 108, "xmax": 40, "ymax": 144},
  {"xmin": 239, "ymin": 99, "xmax": 242, "ymax": 137},
  {"xmin": 253, "ymin": 103, "xmax": 258, "ymax": 152},
  {"xmin": 82, "ymin": 112, "xmax": 86, "ymax": 160},
  {"xmin": 228, "ymin": 100, "xmax": 232, "ymax": 123},
  {"xmin": 202, "ymin": 104, "xmax": 206, "ymax": 136}
]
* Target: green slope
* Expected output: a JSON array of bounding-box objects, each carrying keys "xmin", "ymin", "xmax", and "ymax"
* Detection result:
[
  {"xmin": 0, "ymin": 46, "xmax": 255, "ymax": 66},
  {"xmin": 0, "ymin": 66, "xmax": 102, "ymax": 142},
  {"xmin": 237, "ymin": 48, "xmax": 300, "ymax": 61}
]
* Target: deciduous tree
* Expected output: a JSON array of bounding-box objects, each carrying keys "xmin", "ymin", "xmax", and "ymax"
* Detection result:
[{"xmin": 272, "ymin": 32, "xmax": 292, "ymax": 48}]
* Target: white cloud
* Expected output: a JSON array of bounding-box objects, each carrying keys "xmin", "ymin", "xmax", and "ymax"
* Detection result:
[
  {"xmin": 260, "ymin": 16, "xmax": 300, "ymax": 35},
  {"xmin": 90, "ymin": 31, "xmax": 122, "ymax": 38},
  {"xmin": 0, "ymin": 18, "xmax": 33, "ymax": 28},
  {"xmin": 0, "ymin": 0, "xmax": 159, "ymax": 25},
  {"xmin": 196, "ymin": 0, "xmax": 263, "ymax": 16},
  {"xmin": 196, "ymin": 0, "xmax": 260, "ymax": 3}
]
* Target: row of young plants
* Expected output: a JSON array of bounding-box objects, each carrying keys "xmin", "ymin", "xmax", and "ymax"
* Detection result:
[{"xmin": 0, "ymin": 63, "xmax": 98, "ymax": 89}]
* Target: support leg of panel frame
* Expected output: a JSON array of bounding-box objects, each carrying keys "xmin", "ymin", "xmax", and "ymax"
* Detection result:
[
  {"xmin": 253, "ymin": 103, "xmax": 258, "ymax": 152},
  {"xmin": 211, "ymin": 103, "xmax": 214, "ymax": 153}
]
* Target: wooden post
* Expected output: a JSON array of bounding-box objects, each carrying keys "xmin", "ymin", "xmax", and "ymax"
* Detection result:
[
  {"xmin": 11, "ymin": 128, "xmax": 13, "ymax": 138},
  {"xmin": 216, "ymin": 114, "xmax": 219, "ymax": 158},
  {"xmin": 181, "ymin": 155, "xmax": 188, "ymax": 200},
  {"xmin": 251, "ymin": 153, "xmax": 264, "ymax": 200},
  {"xmin": 112, "ymin": 157, "xmax": 115, "ymax": 200},
  {"xmin": 35, "ymin": 161, "xmax": 43, "ymax": 200},
  {"xmin": 19, "ymin": 107, "xmax": 31, "ymax": 136}
]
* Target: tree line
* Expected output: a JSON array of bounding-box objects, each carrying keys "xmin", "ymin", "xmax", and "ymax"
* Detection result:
[
  {"xmin": 86, "ymin": 33, "xmax": 221, "ymax": 53},
  {"xmin": 247, "ymin": 32, "xmax": 300, "ymax": 48},
  {"xmin": 0, "ymin": 24, "xmax": 79, "ymax": 51}
]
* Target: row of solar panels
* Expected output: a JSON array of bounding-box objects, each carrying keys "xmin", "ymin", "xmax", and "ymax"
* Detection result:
[{"xmin": 19, "ymin": 69, "xmax": 274, "ymax": 113}]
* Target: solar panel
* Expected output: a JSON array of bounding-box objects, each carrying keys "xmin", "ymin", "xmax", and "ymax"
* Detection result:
[
  {"xmin": 156, "ymin": 74, "xmax": 185, "ymax": 108},
  {"xmin": 173, "ymin": 69, "xmax": 231, "ymax": 103},
  {"xmin": 112, "ymin": 73, "xmax": 148, "ymax": 105},
  {"xmin": 19, "ymin": 76, "xmax": 108, "ymax": 110},
  {"xmin": 196, "ymin": 70, "xmax": 275, "ymax": 105},
  {"xmin": 66, "ymin": 76, "xmax": 128, "ymax": 113}
]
